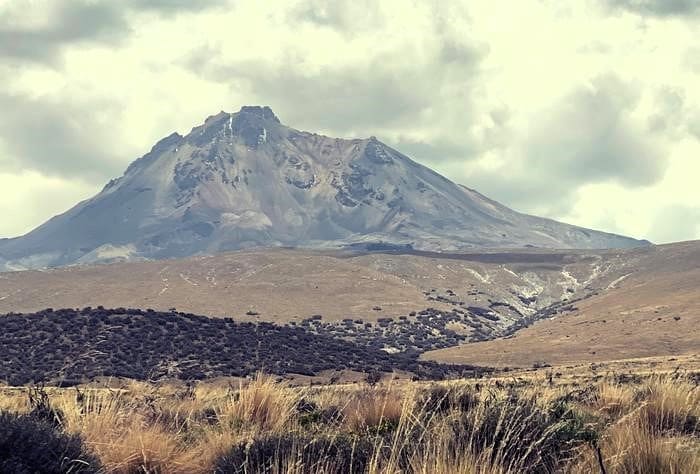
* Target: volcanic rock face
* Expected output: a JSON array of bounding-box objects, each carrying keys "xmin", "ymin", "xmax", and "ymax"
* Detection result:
[{"xmin": 0, "ymin": 106, "xmax": 647, "ymax": 270}]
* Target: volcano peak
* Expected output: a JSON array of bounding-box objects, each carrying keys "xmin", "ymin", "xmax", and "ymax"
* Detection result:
[{"xmin": 237, "ymin": 105, "xmax": 280, "ymax": 124}]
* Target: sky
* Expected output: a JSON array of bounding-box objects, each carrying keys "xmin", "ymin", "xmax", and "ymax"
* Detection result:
[{"xmin": 0, "ymin": 0, "xmax": 699, "ymax": 243}]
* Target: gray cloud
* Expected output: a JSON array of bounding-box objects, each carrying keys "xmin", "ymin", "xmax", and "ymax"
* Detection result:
[
  {"xmin": 529, "ymin": 75, "xmax": 665, "ymax": 187},
  {"xmin": 689, "ymin": 113, "xmax": 700, "ymax": 139},
  {"xmin": 187, "ymin": 41, "xmax": 485, "ymax": 139},
  {"xmin": 646, "ymin": 85, "xmax": 700, "ymax": 141},
  {"xmin": 126, "ymin": 0, "xmax": 229, "ymax": 14},
  {"xmin": 647, "ymin": 86, "xmax": 686, "ymax": 136},
  {"xmin": 226, "ymin": 61, "xmax": 437, "ymax": 133},
  {"xmin": 186, "ymin": 2, "xmax": 488, "ymax": 146},
  {"xmin": 287, "ymin": 0, "xmax": 385, "ymax": 33},
  {"xmin": 0, "ymin": 93, "xmax": 129, "ymax": 181},
  {"xmin": 0, "ymin": 1, "xmax": 128, "ymax": 65},
  {"xmin": 0, "ymin": 0, "xmax": 228, "ymax": 65},
  {"xmin": 461, "ymin": 75, "xmax": 669, "ymax": 216},
  {"xmin": 602, "ymin": 0, "xmax": 700, "ymax": 17},
  {"xmin": 183, "ymin": 0, "xmax": 489, "ymax": 142}
]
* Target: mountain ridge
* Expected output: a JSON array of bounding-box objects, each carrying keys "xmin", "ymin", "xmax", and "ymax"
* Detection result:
[{"xmin": 0, "ymin": 105, "xmax": 648, "ymax": 271}]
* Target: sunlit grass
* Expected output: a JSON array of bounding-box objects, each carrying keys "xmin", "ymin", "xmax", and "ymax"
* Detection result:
[{"xmin": 1, "ymin": 373, "xmax": 699, "ymax": 473}]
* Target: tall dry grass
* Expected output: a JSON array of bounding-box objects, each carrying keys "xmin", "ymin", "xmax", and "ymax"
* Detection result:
[
  {"xmin": 1, "ymin": 373, "xmax": 699, "ymax": 473},
  {"xmin": 569, "ymin": 375, "xmax": 700, "ymax": 474}
]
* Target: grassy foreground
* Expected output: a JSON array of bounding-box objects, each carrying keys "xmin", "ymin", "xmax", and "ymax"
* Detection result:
[{"xmin": 1, "ymin": 373, "xmax": 699, "ymax": 473}]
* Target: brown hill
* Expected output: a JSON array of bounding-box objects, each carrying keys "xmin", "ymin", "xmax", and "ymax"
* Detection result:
[
  {"xmin": 0, "ymin": 247, "xmax": 620, "ymax": 326},
  {"xmin": 1, "ymin": 242, "xmax": 698, "ymax": 368},
  {"xmin": 424, "ymin": 241, "xmax": 700, "ymax": 367}
]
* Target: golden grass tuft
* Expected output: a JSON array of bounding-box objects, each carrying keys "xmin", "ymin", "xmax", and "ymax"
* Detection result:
[
  {"xmin": 593, "ymin": 381, "xmax": 636, "ymax": 419},
  {"xmin": 1, "ymin": 373, "xmax": 699, "ymax": 473},
  {"xmin": 571, "ymin": 421, "xmax": 700, "ymax": 474},
  {"xmin": 216, "ymin": 373, "xmax": 300, "ymax": 432},
  {"xmin": 341, "ymin": 385, "xmax": 407, "ymax": 432},
  {"xmin": 637, "ymin": 377, "xmax": 700, "ymax": 436}
]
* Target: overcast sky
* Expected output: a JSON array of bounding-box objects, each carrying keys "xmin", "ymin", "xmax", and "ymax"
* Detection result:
[{"xmin": 1, "ymin": 0, "xmax": 699, "ymax": 243}]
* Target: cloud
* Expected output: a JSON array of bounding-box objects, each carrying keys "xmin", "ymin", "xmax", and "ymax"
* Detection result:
[
  {"xmin": 287, "ymin": 0, "xmax": 385, "ymax": 33},
  {"xmin": 602, "ymin": 0, "xmax": 700, "ymax": 17},
  {"xmin": 460, "ymin": 75, "xmax": 669, "ymax": 216},
  {"xmin": 646, "ymin": 204, "xmax": 700, "ymax": 242},
  {"xmin": 647, "ymin": 85, "xmax": 700, "ymax": 141},
  {"xmin": 126, "ymin": 0, "xmax": 230, "ymax": 15},
  {"xmin": 529, "ymin": 75, "xmax": 666, "ymax": 187},
  {"xmin": 0, "ymin": 0, "xmax": 229, "ymax": 65},
  {"xmin": 192, "ymin": 57, "xmax": 438, "ymax": 133},
  {"xmin": 184, "ymin": 22, "xmax": 487, "ymax": 143},
  {"xmin": 0, "ymin": 1, "xmax": 128, "ymax": 65},
  {"xmin": 0, "ymin": 92, "xmax": 129, "ymax": 181},
  {"xmin": 689, "ymin": 113, "xmax": 700, "ymax": 139},
  {"xmin": 647, "ymin": 86, "xmax": 686, "ymax": 136}
]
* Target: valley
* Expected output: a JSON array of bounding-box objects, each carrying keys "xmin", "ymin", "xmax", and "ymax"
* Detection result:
[{"xmin": 1, "ymin": 241, "xmax": 697, "ymax": 378}]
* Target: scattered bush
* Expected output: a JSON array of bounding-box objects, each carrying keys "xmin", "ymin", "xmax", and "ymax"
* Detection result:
[
  {"xmin": 0, "ymin": 308, "xmax": 472, "ymax": 383},
  {"xmin": 444, "ymin": 391, "xmax": 597, "ymax": 472}
]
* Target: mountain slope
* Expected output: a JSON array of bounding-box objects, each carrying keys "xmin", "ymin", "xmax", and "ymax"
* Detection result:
[{"xmin": 0, "ymin": 106, "xmax": 647, "ymax": 270}]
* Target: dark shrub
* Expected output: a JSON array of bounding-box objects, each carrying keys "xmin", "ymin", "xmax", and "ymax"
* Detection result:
[
  {"xmin": 448, "ymin": 393, "xmax": 596, "ymax": 472},
  {"xmin": 365, "ymin": 371, "xmax": 382, "ymax": 386},
  {"xmin": 299, "ymin": 405, "xmax": 344, "ymax": 427},
  {"xmin": 0, "ymin": 411, "xmax": 100, "ymax": 473},
  {"xmin": 214, "ymin": 434, "xmax": 373, "ymax": 474},
  {"xmin": 419, "ymin": 385, "xmax": 478, "ymax": 414},
  {"xmin": 26, "ymin": 386, "xmax": 64, "ymax": 428},
  {"xmin": 295, "ymin": 398, "xmax": 318, "ymax": 414}
]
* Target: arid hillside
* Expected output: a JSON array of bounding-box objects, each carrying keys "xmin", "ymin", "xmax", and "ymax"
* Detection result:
[
  {"xmin": 1, "ymin": 241, "xmax": 698, "ymax": 368},
  {"xmin": 425, "ymin": 241, "xmax": 700, "ymax": 367},
  {"xmin": 0, "ymin": 246, "xmax": 631, "ymax": 328}
]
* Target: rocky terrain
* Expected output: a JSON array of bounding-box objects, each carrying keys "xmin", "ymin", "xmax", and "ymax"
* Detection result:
[{"xmin": 0, "ymin": 106, "xmax": 646, "ymax": 271}]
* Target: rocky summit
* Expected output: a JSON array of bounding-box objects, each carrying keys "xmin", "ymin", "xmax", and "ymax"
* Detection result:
[{"xmin": 0, "ymin": 106, "xmax": 647, "ymax": 270}]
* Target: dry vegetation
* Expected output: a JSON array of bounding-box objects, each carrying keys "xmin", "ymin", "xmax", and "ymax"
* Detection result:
[
  {"xmin": 0, "ymin": 308, "xmax": 483, "ymax": 386},
  {"xmin": 3, "ymin": 242, "xmax": 698, "ymax": 371},
  {"xmin": 1, "ymin": 372, "xmax": 699, "ymax": 473}
]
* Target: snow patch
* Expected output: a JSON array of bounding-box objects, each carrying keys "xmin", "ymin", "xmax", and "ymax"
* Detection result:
[
  {"xmin": 501, "ymin": 266, "xmax": 518, "ymax": 278},
  {"xmin": 77, "ymin": 244, "xmax": 138, "ymax": 264},
  {"xmin": 179, "ymin": 273, "xmax": 198, "ymax": 286},
  {"xmin": 558, "ymin": 269, "xmax": 580, "ymax": 297},
  {"xmin": 607, "ymin": 273, "xmax": 632, "ymax": 289},
  {"xmin": 465, "ymin": 268, "xmax": 491, "ymax": 284},
  {"xmin": 516, "ymin": 272, "xmax": 545, "ymax": 299}
]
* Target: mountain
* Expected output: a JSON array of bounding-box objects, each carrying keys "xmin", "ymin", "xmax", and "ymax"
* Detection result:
[{"xmin": 0, "ymin": 106, "xmax": 647, "ymax": 271}]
